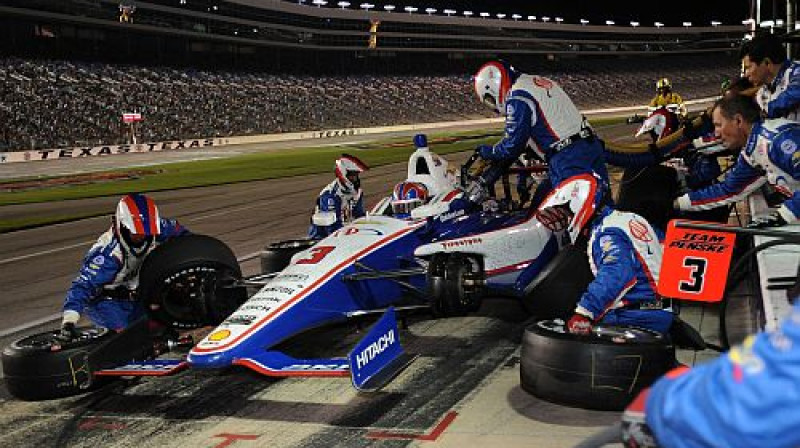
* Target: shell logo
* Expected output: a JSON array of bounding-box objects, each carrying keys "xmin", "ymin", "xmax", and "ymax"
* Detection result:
[{"xmin": 208, "ymin": 329, "xmax": 231, "ymax": 342}]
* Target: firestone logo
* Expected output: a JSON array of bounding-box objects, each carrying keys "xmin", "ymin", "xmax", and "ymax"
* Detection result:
[{"xmin": 440, "ymin": 237, "xmax": 483, "ymax": 249}]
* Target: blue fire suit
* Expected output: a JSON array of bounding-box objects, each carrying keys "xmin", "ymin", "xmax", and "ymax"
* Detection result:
[
  {"xmin": 676, "ymin": 119, "xmax": 800, "ymax": 224},
  {"xmin": 477, "ymin": 74, "xmax": 609, "ymax": 194},
  {"xmin": 578, "ymin": 207, "xmax": 673, "ymax": 334},
  {"xmin": 756, "ymin": 60, "xmax": 800, "ymax": 120},
  {"xmin": 644, "ymin": 299, "xmax": 800, "ymax": 448},
  {"xmin": 63, "ymin": 218, "xmax": 189, "ymax": 330},
  {"xmin": 308, "ymin": 180, "xmax": 365, "ymax": 239}
]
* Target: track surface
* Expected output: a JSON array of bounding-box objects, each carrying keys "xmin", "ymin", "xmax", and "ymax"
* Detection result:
[{"xmin": 0, "ymin": 120, "xmax": 651, "ymax": 448}]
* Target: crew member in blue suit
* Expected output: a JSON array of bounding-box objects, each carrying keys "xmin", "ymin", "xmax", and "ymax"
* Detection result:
[
  {"xmin": 741, "ymin": 32, "xmax": 800, "ymax": 121},
  {"xmin": 674, "ymin": 94, "xmax": 800, "ymax": 228},
  {"xmin": 308, "ymin": 154, "xmax": 369, "ymax": 239},
  {"xmin": 621, "ymin": 296, "xmax": 800, "ymax": 448},
  {"xmin": 59, "ymin": 193, "xmax": 190, "ymax": 339},
  {"xmin": 470, "ymin": 60, "xmax": 609, "ymax": 206},
  {"xmin": 536, "ymin": 174, "xmax": 672, "ymax": 335}
]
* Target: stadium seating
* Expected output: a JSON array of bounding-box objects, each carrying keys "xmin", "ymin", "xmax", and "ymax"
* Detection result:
[{"xmin": 0, "ymin": 54, "xmax": 737, "ymax": 151}]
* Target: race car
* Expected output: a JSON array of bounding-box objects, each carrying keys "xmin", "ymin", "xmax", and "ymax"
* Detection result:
[{"xmin": 1, "ymin": 136, "xmax": 635, "ymax": 401}]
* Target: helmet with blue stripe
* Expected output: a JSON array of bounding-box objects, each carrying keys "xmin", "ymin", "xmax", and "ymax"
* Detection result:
[
  {"xmin": 115, "ymin": 193, "xmax": 161, "ymax": 256},
  {"xmin": 391, "ymin": 181, "xmax": 429, "ymax": 218}
]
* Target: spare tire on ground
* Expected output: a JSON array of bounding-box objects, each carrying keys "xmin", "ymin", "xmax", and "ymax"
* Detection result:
[
  {"xmin": 520, "ymin": 319, "xmax": 676, "ymax": 411},
  {"xmin": 260, "ymin": 239, "xmax": 316, "ymax": 274},
  {"xmin": 522, "ymin": 243, "xmax": 594, "ymax": 320},
  {"xmin": 2, "ymin": 318, "xmax": 153, "ymax": 401},
  {"xmin": 138, "ymin": 234, "xmax": 247, "ymax": 329}
]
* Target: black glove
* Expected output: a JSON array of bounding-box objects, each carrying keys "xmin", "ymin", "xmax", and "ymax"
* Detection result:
[
  {"xmin": 747, "ymin": 211, "xmax": 787, "ymax": 229},
  {"xmin": 56, "ymin": 322, "xmax": 80, "ymax": 342}
]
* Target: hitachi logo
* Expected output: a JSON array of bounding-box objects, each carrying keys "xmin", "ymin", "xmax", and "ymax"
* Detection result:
[{"xmin": 356, "ymin": 329, "xmax": 395, "ymax": 369}]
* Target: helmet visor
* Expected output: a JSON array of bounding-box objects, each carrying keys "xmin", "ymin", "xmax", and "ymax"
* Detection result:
[{"xmin": 392, "ymin": 199, "xmax": 423, "ymax": 217}]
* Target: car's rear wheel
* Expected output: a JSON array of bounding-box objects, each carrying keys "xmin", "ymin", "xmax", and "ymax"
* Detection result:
[
  {"xmin": 520, "ymin": 319, "xmax": 676, "ymax": 411},
  {"xmin": 138, "ymin": 234, "xmax": 246, "ymax": 329},
  {"xmin": 260, "ymin": 239, "xmax": 317, "ymax": 274}
]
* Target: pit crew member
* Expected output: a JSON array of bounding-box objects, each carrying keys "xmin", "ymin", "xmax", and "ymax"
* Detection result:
[
  {"xmin": 308, "ymin": 154, "xmax": 369, "ymax": 239},
  {"xmin": 674, "ymin": 93, "xmax": 800, "ymax": 229},
  {"xmin": 536, "ymin": 174, "xmax": 672, "ymax": 335},
  {"xmin": 59, "ymin": 193, "xmax": 190, "ymax": 340}
]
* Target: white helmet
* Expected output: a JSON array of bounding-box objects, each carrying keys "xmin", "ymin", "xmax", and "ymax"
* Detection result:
[
  {"xmin": 114, "ymin": 193, "xmax": 162, "ymax": 256},
  {"xmin": 334, "ymin": 154, "xmax": 369, "ymax": 194},
  {"xmin": 473, "ymin": 60, "xmax": 518, "ymax": 114},
  {"xmin": 538, "ymin": 175, "xmax": 604, "ymax": 243}
]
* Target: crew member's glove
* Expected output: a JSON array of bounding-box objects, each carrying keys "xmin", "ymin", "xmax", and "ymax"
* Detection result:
[
  {"xmin": 567, "ymin": 312, "xmax": 593, "ymax": 335},
  {"xmin": 466, "ymin": 179, "xmax": 488, "ymax": 204},
  {"xmin": 56, "ymin": 310, "xmax": 81, "ymax": 342},
  {"xmin": 535, "ymin": 205, "xmax": 571, "ymax": 232},
  {"xmin": 476, "ymin": 144, "xmax": 495, "ymax": 160},
  {"xmin": 621, "ymin": 388, "xmax": 658, "ymax": 448},
  {"xmin": 747, "ymin": 211, "xmax": 787, "ymax": 229}
]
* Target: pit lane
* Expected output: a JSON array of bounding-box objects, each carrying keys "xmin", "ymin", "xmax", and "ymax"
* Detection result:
[{"xmin": 0, "ymin": 120, "xmax": 726, "ymax": 448}]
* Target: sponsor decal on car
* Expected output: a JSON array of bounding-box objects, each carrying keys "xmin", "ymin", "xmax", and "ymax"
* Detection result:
[
  {"xmin": 208, "ymin": 330, "xmax": 231, "ymax": 341},
  {"xmin": 283, "ymin": 363, "xmax": 349, "ymax": 371},
  {"xmin": 354, "ymin": 329, "xmax": 395, "ymax": 370},
  {"xmin": 440, "ymin": 237, "xmax": 483, "ymax": 249},
  {"xmin": 224, "ymin": 315, "xmax": 258, "ymax": 326}
]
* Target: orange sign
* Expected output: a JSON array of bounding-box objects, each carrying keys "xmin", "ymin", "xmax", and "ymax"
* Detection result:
[{"xmin": 657, "ymin": 220, "xmax": 736, "ymax": 302}]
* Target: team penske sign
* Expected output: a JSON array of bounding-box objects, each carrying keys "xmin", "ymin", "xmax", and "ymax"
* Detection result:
[{"xmin": 658, "ymin": 220, "xmax": 736, "ymax": 302}]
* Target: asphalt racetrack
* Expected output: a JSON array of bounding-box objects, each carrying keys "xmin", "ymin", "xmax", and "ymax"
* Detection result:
[{"xmin": 0, "ymin": 119, "xmax": 652, "ymax": 448}]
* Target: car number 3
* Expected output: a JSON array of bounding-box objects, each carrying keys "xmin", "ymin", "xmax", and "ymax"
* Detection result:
[{"xmin": 296, "ymin": 246, "xmax": 335, "ymax": 264}]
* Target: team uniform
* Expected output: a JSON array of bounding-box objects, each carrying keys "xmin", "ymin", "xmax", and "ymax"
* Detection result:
[
  {"xmin": 307, "ymin": 180, "xmax": 365, "ymax": 239},
  {"xmin": 63, "ymin": 218, "xmax": 188, "ymax": 330},
  {"xmin": 637, "ymin": 299, "xmax": 800, "ymax": 448},
  {"xmin": 649, "ymin": 92, "xmax": 685, "ymax": 109},
  {"xmin": 478, "ymin": 73, "xmax": 609, "ymax": 190},
  {"xmin": 675, "ymin": 118, "xmax": 800, "ymax": 225},
  {"xmin": 756, "ymin": 60, "xmax": 800, "ymax": 121},
  {"xmin": 577, "ymin": 207, "xmax": 673, "ymax": 334}
]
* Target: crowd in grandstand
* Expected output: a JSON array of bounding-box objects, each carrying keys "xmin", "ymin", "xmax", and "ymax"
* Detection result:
[{"xmin": 0, "ymin": 55, "xmax": 736, "ymax": 151}]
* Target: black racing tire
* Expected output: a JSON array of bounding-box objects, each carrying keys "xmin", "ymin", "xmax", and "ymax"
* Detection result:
[
  {"xmin": 2, "ymin": 319, "xmax": 153, "ymax": 401},
  {"xmin": 523, "ymin": 243, "xmax": 594, "ymax": 320},
  {"xmin": 443, "ymin": 254, "xmax": 484, "ymax": 316},
  {"xmin": 260, "ymin": 239, "xmax": 317, "ymax": 274},
  {"xmin": 520, "ymin": 319, "xmax": 676, "ymax": 411},
  {"xmin": 427, "ymin": 253, "xmax": 449, "ymax": 317},
  {"xmin": 138, "ymin": 234, "xmax": 246, "ymax": 329}
]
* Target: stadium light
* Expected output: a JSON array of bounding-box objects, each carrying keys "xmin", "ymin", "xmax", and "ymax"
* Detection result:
[
  {"xmin": 496, "ymin": 13, "xmax": 506, "ymax": 19},
  {"xmin": 443, "ymin": 9, "xmax": 456, "ymax": 16},
  {"xmin": 682, "ymin": 21, "xmax": 692, "ymax": 27},
  {"xmin": 252, "ymin": 27, "xmax": 258, "ymax": 32},
  {"xmin": 383, "ymin": 4, "xmax": 394, "ymax": 11},
  {"xmin": 527, "ymin": 16, "xmax": 536, "ymax": 21},
  {"xmin": 463, "ymin": 10, "xmax": 473, "ymax": 17},
  {"xmin": 711, "ymin": 20, "xmax": 721, "ymax": 27},
  {"xmin": 654, "ymin": 21, "xmax": 664, "ymax": 28},
  {"xmin": 404, "ymin": 6, "xmax": 417, "ymax": 13},
  {"xmin": 605, "ymin": 20, "xmax": 615, "ymax": 26},
  {"xmin": 480, "ymin": 12, "xmax": 490, "ymax": 18},
  {"xmin": 179, "ymin": 0, "xmax": 186, "ymax": 4},
  {"xmin": 555, "ymin": 17, "xmax": 563, "ymax": 24},
  {"xmin": 541, "ymin": 16, "xmax": 550, "ymax": 22},
  {"xmin": 360, "ymin": 3, "xmax": 374, "ymax": 11},
  {"xmin": 511, "ymin": 14, "xmax": 521, "ymax": 21},
  {"xmin": 742, "ymin": 18, "xmax": 755, "ymax": 25},
  {"xmin": 760, "ymin": 20, "xmax": 775, "ymax": 28},
  {"xmin": 630, "ymin": 21, "xmax": 639, "ymax": 27},
  {"xmin": 212, "ymin": 4, "xmax": 218, "ymax": 10},
  {"xmin": 777, "ymin": 19, "xmax": 785, "ymax": 26},
  {"xmin": 425, "ymin": 7, "xmax": 437, "ymax": 15},
  {"xmin": 337, "ymin": 1, "xmax": 349, "ymax": 8},
  {"xmin": 580, "ymin": 19, "xmax": 589, "ymax": 25},
  {"xmin": 312, "ymin": 0, "xmax": 327, "ymax": 7}
]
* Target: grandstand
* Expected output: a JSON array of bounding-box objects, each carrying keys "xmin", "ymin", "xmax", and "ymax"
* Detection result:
[{"xmin": 0, "ymin": 0, "xmax": 743, "ymax": 151}]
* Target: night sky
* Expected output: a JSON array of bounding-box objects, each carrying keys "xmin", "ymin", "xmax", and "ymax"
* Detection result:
[{"xmin": 363, "ymin": 0, "xmax": 754, "ymax": 27}]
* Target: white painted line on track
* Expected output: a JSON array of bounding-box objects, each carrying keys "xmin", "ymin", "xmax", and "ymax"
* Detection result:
[
  {"xmin": 0, "ymin": 313, "xmax": 62, "ymax": 338},
  {"xmin": 0, "ymin": 241, "xmax": 91, "ymax": 266}
]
